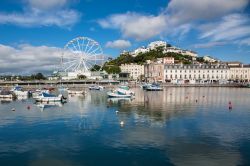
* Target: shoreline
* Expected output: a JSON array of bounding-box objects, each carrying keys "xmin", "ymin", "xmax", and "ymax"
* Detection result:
[{"xmin": 0, "ymin": 80, "xmax": 248, "ymax": 89}]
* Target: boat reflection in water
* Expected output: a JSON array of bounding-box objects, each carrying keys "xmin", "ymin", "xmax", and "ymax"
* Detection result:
[{"xmin": 35, "ymin": 101, "xmax": 64, "ymax": 111}]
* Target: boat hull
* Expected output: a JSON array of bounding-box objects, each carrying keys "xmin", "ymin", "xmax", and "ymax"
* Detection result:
[
  {"xmin": 35, "ymin": 97, "xmax": 63, "ymax": 102},
  {"xmin": 146, "ymin": 88, "xmax": 163, "ymax": 91},
  {"xmin": 0, "ymin": 94, "xmax": 13, "ymax": 98},
  {"xmin": 107, "ymin": 92, "xmax": 132, "ymax": 98}
]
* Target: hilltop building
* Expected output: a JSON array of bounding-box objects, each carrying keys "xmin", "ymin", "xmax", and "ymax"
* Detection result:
[
  {"xmin": 131, "ymin": 47, "xmax": 149, "ymax": 57},
  {"xmin": 203, "ymin": 56, "xmax": 219, "ymax": 63},
  {"xmin": 148, "ymin": 41, "xmax": 167, "ymax": 50}
]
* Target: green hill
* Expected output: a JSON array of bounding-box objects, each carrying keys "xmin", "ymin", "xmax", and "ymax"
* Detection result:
[{"xmin": 103, "ymin": 46, "xmax": 194, "ymax": 74}]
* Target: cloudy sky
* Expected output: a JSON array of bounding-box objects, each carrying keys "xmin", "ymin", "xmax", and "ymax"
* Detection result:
[{"xmin": 0, "ymin": 0, "xmax": 250, "ymax": 74}]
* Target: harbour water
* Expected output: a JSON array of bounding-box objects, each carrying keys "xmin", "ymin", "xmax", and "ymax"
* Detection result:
[{"xmin": 0, "ymin": 87, "xmax": 250, "ymax": 166}]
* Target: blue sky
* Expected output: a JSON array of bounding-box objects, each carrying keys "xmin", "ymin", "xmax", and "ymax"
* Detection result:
[{"xmin": 0, "ymin": 0, "xmax": 249, "ymax": 74}]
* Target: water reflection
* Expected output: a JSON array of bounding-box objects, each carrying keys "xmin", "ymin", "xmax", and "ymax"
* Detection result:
[
  {"xmin": 35, "ymin": 102, "xmax": 64, "ymax": 111},
  {"xmin": 0, "ymin": 88, "xmax": 249, "ymax": 165}
]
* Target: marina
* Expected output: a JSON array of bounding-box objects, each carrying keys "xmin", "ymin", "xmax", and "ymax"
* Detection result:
[{"xmin": 0, "ymin": 87, "xmax": 250, "ymax": 165}]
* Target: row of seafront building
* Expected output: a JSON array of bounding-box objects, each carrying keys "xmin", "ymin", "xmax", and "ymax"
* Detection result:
[{"xmin": 120, "ymin": 57, "xmax": 250, "ymax": 84}]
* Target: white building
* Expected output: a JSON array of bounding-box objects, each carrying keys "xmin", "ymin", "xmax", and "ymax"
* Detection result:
[
  {"xmin": 163, "ymin": 47, "xmax": 198, "ymax": 57},
  {"xmin": 183, "ymin": 50, "xmax": 198, "ymax": 57},
  {"xmin": 229, "ymin": 64, "xmax": 250, "ymax": 82},
  {"xmin": 203, "ymin": 56, "xmax": 219, "ymax": 63},
  {"xmin": 148, "ymin": 41, "xmax": 167, "ymax": 50},
  {"xmin": 120, "ymin": 63, "xmax": 144, "ymax": 80},
  {"xmin": 164, "ymin": 64, "xmax": 230, "ymax": 84},
  {"xmin": 130, "ymin": 47, "xmax": 149, "ymax": 57}
]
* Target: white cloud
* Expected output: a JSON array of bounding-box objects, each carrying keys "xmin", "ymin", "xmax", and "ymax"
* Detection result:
[
  {"xmin": 98, "ymin": 0, "xmax": 249, "ymax": 42},
  {"xmin": 193, "ymin": 41, "xmax": 228, "ymax": 49},
  {"xmin": 105, "ymin": 40, "xmax": 131, "ymax": 49},
  {"xmin": 199, "ymin": 14, "xmax": 250, "ymax": 42},
  {"xmin": 98, "ymin": 12, "xmax": 167, "ymax": 41},
  {"xmin": 239, "ymin": 37, "xmax": 250, "ymax": 46},
  {"xmin": 0, "ymin": 44, "xmax": 61, "ymax": 74},
  {"xmin": 166, "ymin": 0, "xmax": 249, "ymax": 25},
  {"xmin": 27, "ymin": 0, "xmax": 68, "ymax": 10},
  {"xmin": 0, "ymin": 0, "xmax": 80, "ymax": 27}
]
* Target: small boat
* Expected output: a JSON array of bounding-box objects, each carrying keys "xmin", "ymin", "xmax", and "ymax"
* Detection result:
[
  {"xmin": 32, "ymin": 89, "xmax": 50, "ymax": 99},
  {"xmin": 89, "ymin": 85, "xmax": 104, "ymax": 90},
  {"xmin": 0, "ymin": 90, "xmax": 13, "ymax": 99},
  {"xmin": 107, "ymin": 91, "xmax": 132, "ymax": 98},
  {"xmin": 117, "ymin": 86, "xmax": 135, "ymax": 95},
  {"xmin": 35, "ymin": 92, "xmax": 66, "ymax": 102},
  {"xmin": 141, "ymin": 83, "xmax": 152, "ymax": 90},
  {"xmin": 67, "ymin": 90, "xmax": 85, "ymax": 95},
  {"xmin": 11, "ymin": 86, "xmax": 28, "ymax": 96},
  {"xmin": 146, "ymin": 85, "xmax": 163, "ymax": 91}
]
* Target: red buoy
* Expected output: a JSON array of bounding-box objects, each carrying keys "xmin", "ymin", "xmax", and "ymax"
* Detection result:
[{"xmin": 228, "ymin": 101, "xmax": 232, "ymax": 110}]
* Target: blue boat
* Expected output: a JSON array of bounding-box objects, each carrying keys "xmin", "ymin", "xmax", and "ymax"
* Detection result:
[{"xmin": 146, "ymin": 85, "xmax": 163, "ymax": 91}]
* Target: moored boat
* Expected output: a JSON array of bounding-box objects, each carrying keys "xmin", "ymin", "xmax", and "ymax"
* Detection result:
[
  {"xmin": 141, "ymin": 83, "xmax": 152, "ymax": 90},
  {"xmin": 107, "ymin": 91, "xmax": 132, "ymax": 98},
  {"xmin": 0, "ymin": 90, "xmax": 13, "ymax": 99},
  {"xmin": 32, "ymin": 89, "xmax": 50, "ymax": 99},
  {"xmin": 146, "ymin": 85, "xmax": 163, "ymax": 91},
  {"xmin": 117, "ymin": 86, "xmax": 135, "ymax": 95},
  {"xmin": 35, "ymin": 92, "xmax": 66, "ymax": 102},
  {"xmin": 11, "ymin": 86, "xmax": 28, "ymax": 96},
  {"xmin": 89, "ymin": 85, "xmax": 104, "ymax": 90}
]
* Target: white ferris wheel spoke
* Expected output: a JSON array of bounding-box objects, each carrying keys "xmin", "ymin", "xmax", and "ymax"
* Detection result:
[
  {"xmin": 61, "ymin": 37, "xmax": 104, "ymax": 73},
  {"xmin": 86, "ymin": 43, "xmax": 96, "ymax": 55},
  {"xmin": 65, "ymin": 62, "xmax": 77, "ymax": 71},
  {"xmin": 76, "ymin": 38, "xmax": 82, "ymax": 52},
  {"xmin": 84, "ymin": 40, "xmax": 90, "ymax": 53}
]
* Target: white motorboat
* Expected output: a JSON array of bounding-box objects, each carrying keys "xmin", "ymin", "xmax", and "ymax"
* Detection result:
[
  {"xmin": 11, "ymin": 86, "xmax": 28, "ymax": 96},
  {"xmin": 32, "ymin": 89, "xmax": 50, "ymax": 99},
  {"xmin": 117, "ymin": 86, "xmax": 135, "ymax": 95},
  {"xmin": 89, "ymin": 85, "xmax": 104, "ymax": 90},
  {"xmin": 35, "ymin": 92, "xmax": 66, "ymax": 102},
  {"xmin": 107, "ymin": 89, "xmax": 133, "ymax": 98},
  {"xmin": 0, "ymin": 90, "xmax": 13, "ymax": 99}
]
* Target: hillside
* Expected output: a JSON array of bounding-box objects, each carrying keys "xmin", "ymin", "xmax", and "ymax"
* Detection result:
[{"xmin": 103, "ymin": 46, "xmax": 194, "ymax": 74}]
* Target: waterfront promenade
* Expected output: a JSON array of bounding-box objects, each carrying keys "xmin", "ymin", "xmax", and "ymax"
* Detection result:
[{"xmin": 0, "ymin": 80, "xmax": 248, "ymax": 89}]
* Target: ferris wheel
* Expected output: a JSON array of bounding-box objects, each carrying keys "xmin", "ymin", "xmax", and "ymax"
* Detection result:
[{"xmin": 61, "ymin": 37, "xmax": 105, "ymax": 73}]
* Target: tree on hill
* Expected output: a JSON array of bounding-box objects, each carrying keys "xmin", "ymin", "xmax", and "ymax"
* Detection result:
[
  {"xmin": 90, "ymin": 65, "xmax": 102, "ymax": 71},
  {"xmin": 102, "ymin": 48, "xmax": 195, "ymax": 73},
  {"xmin": 31, "ymin": 73, "xmax": 46, "ymax": 80},
  {"xmin": 102, "ymin": 64, "xmax": 121, "ymax": 74}
]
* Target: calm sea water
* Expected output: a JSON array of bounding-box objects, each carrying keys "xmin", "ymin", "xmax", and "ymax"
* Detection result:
[{"xmin": 0, "ymin": 87, "xmax": 250, "ymax": 166}]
